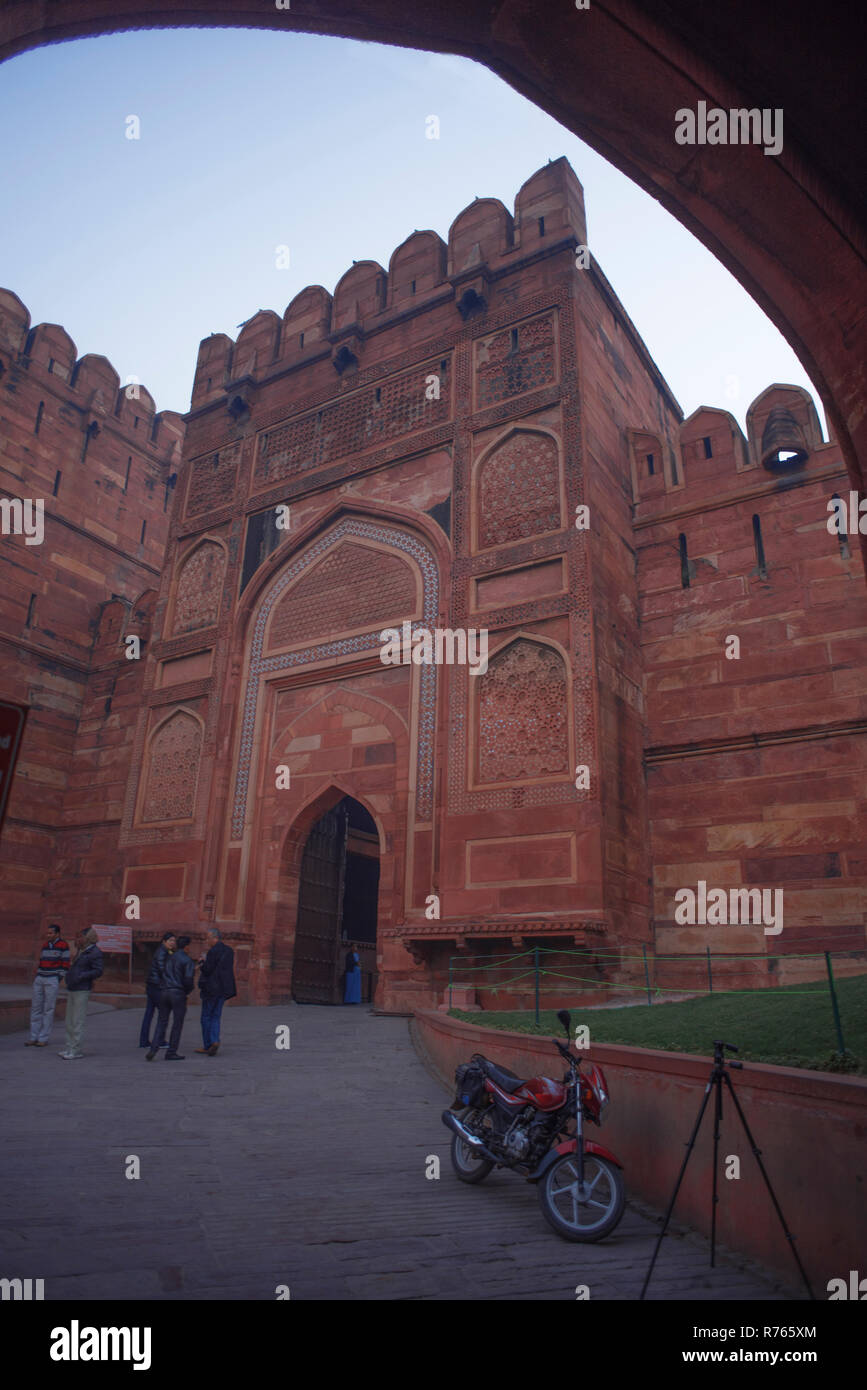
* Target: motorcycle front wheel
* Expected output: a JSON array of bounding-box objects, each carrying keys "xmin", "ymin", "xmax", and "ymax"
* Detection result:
[
  {"xmin": 450, "ymin": 1109, "xmax": 496, "ymax": 1184},
  {"xmin": 537, "ymin": 1153, "xmax": 625, "ymax": 1241}
]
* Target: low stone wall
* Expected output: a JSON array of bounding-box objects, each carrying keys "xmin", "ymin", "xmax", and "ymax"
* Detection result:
[{"xmin": 414, "ymin": 1009, "xmax": 867, "ymax": 1292}]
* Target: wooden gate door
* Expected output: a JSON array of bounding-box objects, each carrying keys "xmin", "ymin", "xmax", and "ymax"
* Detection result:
[{"xmin": 292, "ymin": 805, "xmax": 348, "ymax": 1003}]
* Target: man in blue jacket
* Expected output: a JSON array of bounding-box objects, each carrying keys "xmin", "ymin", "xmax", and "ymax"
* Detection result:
[
  {"xmin": 58, "ymin": 927, "xmax": 103, "ymax": 1060},
  {"xmin": 139, "ymin": 933, "xmax": 176, "ymax": 1048},
  {"xmin": 146, "ymin": 935, "xmax": 194, "ymax": 1061},
  {"xmin": 195, "ymin": 928, "xmax": 236, "ymax": 1056}
]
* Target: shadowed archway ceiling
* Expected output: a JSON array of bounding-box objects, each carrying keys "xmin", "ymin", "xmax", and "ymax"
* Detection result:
[{"xmin": 3, "ymin": 0, "xmax": 865, "ymax": 508}]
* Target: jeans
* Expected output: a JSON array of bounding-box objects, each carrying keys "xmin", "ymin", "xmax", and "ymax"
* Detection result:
[
  {"xmin": 64, "ymin": 990, "xmax": 89, "ymax": 1056},
  {"xmin": 201, "ymin": 996, "xmax": 225, "ymax": 1049},
  {"xmin": 151, "ymin": 989, "xmax": 187, "ymax": 1055},
  {"xmin": 139, "ymin": 984, "xmax": 161, "ymax": 1046},
  {"xmin": 30, "ymin": 974, "xmax": 61, "ymax": 1042}
]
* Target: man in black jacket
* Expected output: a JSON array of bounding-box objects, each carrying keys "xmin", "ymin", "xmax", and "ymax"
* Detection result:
[
  {"xmin": 58, "ymin": 927, "xmax": 104, "ymax": 1060},
  {"xmin": 139, "ymin": 933, "xmax": 176, "ymax": 1048},
  {"xmin": 146, "ymin": 935, "xmax": 194, "ymax": 1061},
  {"xmin": 195, "ymin": 928, "xmax": 236, "ymax": 1056}
]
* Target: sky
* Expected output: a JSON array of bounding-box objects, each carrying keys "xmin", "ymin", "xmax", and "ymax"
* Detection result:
[{"xmin": 0, "ymin": 27, "xmax": 827, "ymax": 434}]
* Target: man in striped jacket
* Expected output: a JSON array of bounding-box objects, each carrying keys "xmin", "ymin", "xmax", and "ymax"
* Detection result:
[{"xmin": 26, "ymin": 924, "xmax": 70, "ymax": 1047}]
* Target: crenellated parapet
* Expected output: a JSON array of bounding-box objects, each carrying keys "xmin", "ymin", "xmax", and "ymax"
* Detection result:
[
  {"xmin": 188, "ymin": 156, "xmax": 587, "ymax": 406},
  {"xmin": 632, "ymin": 382, "xmax": 835, "ymax": 513},
  {"xmin": 0, "ymin": 286, "xmax": 183, "ymax": 470}
]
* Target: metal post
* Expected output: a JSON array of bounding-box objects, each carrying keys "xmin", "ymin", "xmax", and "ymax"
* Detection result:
[
  {"xmin": 824, "ymin": 951, "xmax": 846, "ymax": 1054},
  {"xmin": 642, "ymin": 944, "xmax": 652, "ymax": 1005},
  {"xmin": 706, "ymin": 946, "xmax": 713, "ymax": 994},
  {"xmin": 449, "ymin": 956, "xmax": 453, "ymax": 1012},
  {"xmin": 534, "ymin": 947, "xmax": 540, "ymax": 1026}
]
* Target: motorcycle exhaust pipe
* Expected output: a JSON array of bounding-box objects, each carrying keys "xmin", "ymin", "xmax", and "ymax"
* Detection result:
[{"xmin": 441, "ymin": 1109, "xmax": 498, "ymax": 1163}]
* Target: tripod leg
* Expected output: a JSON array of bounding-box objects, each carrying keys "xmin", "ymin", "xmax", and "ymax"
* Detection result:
[
  {"xmin": 722, "ymin": 1072, "xmax": 815, "ymax": 1300},
  {"xmin": 640, "ymin": 1075, "xmax": 715, "ymax": 1300},
  {"xmin": 711, "ymin": 1070, "xmax": 722, "ymax": 1268}
]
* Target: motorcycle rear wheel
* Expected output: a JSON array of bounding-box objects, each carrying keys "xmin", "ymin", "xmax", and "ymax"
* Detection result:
[
  {"xmin": 450, "ymin": 1109, "xmax": 496, "ymax": 1184},
  {"xmin": 537, "ymin": 1153, "xmax": 625, "ymax": 1241}
]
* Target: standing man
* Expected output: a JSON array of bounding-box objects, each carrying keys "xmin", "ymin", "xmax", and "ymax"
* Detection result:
[
  {"xmin": 139, "ymin": 933, "xmax": 176, "ymax": 1049},
  {"xmin": 195, "ymin": 928, "xmax": 236, "ymax": 1056},
  {"xmin": 26, "ymin": 924, "xmax": 70, "ymax": 1047},
  {"xmin": 146, "ymin": 933, "xmax": 194, "ymax": 1061},
  {"xmin": 58, "ymin": 927, "xmax": 104, "ymax": 1060}
]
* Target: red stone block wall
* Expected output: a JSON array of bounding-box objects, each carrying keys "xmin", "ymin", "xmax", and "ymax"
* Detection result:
[{"xmin": 0, "ymin": 288, "xmax": 181, "ymax": 980}]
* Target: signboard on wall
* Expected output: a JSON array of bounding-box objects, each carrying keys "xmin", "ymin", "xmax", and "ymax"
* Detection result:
[
  {"xmin": 0, "ymin": 700, "xmax": 28, "ymax": 839},
  {"xmin": 92, "ymin": 924, "xmax": 132, "ymax": 954}
]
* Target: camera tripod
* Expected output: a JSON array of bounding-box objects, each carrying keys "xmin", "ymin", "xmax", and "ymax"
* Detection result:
[{"xmin": 640, "ymin": 1040, "xmax": 814, "ymax": 1300}]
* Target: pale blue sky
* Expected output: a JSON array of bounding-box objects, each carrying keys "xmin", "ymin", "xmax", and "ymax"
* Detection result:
[{"xmin": 0, "ymin": 28, "xmax": 826, "ymax": 434}]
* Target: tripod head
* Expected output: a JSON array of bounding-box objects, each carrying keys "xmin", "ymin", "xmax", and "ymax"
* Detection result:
[{"xmin": 713, "ymin": 1039, "xmax": 743, "ymax": 1069}]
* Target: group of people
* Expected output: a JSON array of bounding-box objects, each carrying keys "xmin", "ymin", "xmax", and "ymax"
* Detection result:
[
  {"xmin": 26, "ymin": 924, "xmax": 235, "ymax": 1060},
  {"xmin": 140, "ymin": 928, "xmax": 236, "ymax": 1060}
]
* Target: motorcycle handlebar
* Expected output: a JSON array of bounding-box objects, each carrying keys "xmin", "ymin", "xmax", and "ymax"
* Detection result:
[{"xmin": 551, "ymin": 1037, "xmax": 576, "ymax": 1062}]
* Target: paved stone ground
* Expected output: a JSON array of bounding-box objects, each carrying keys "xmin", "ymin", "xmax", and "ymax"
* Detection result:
[{"xmin": 0, "ymin": 1001, "xmax": 800, "ymax": 1301}]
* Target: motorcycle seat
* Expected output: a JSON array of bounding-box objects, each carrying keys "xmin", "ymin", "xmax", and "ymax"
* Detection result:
[{"xmin": 480, "ymin": 1058, "xmax": 525, "ymax": 1094}]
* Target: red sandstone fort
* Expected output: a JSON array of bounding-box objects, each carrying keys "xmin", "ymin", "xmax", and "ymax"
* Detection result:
[{"xmin": 1, "ymin": 158, "xmax": 865, "ymax": 1010}]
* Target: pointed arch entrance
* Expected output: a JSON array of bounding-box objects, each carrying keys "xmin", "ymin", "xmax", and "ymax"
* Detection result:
[{"xmin": 292, "ymin": 795, "xmax": 380, "ymax": 1004}]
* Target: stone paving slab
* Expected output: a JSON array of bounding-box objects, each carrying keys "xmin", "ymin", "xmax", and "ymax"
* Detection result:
[{"xmin": 0, "ymin": 1002, "xmax": 800, "ymax": 1301}]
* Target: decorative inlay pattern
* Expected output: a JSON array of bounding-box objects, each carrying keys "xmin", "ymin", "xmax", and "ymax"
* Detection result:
[
  {"xmin": 254, "ymin": 356, "xmax": 452, "ymax": 487},
  {"xmin": 477, "ymin": 430, "xmax": 561, "ymax": 549},
  {"xmin": 268, "ymin": 541, "xmax": 418, "ymax": 650},
  {"xmin": 232, "ymin": 519, "xmax": 439, "ymax": 838},
  {"xmin": 477, "ymin": 640, "xmax": 568, "ymax": 784},
  {"xmin": 141, "ymin": 711, "xmax": 202, "ymax": 822},
  {"xmin": 186, "ymin": 443, "xmax": 240, "ymax": 518},
  {"xmin": 173, "ymin": 541, "xmax": 226, "ymax": 635},
  {"xmin": 474, "ymin": 312, "xmax": 557, "ymax": 409}
]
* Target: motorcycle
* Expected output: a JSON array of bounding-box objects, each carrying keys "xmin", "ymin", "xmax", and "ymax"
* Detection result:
[{"xmin": 441, "ymin": 1009, "xmax": 625, "ymax": 1241}]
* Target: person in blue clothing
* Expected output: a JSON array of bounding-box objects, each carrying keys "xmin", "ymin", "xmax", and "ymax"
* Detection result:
[
  {"xmin": 139, "ymin": 932, "xmax": 176, "ymax": 1048},
  {"xmin": 343, "ymin": 947, "xmax": 361, "ymax": 1004}
]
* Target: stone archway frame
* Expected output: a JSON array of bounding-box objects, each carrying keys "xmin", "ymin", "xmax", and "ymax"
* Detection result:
[
  {"xmin": 229, "ymin": 515, "xmax": 441, "ymax": 848},
  {"xmin": 4, "ymin": 2, "xmax": 864, "ymax": 522}
]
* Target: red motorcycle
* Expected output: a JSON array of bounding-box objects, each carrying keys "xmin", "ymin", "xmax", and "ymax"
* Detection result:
[{"xmin": 442, "ymin": 1009, "xmax": 625, "ymax": 1240}]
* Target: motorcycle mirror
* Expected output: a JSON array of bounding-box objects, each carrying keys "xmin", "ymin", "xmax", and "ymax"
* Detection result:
[{"xmin": 557, "ymin": 1009, "xmax": 571, "ymax": 1036}]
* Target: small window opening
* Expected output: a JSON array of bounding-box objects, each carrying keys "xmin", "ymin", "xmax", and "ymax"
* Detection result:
[
  {"xmin": 752, "ymin": 514, "xmax": 767, "ymax": 579},
  {"xmin": 440, "ymin": 359, "xmax": 447, "ymax": 374},
  {"xmin": 124, "ymin": 457, "xmax": 132, "ymax": 491},
  {"xmin": 679, "ymin": 534, "xmax": 690, "ymax": 589},
  {"xmin": 206, "ymin": 377, "xmax": 212, "ymax": 391},
  {"xmin": 140, "ymin": 520, "xmax": 147, "ymax": 545},
  {"xmin": 538, "ymin": 216, "xmax": 545, "ymax": 236},
  {"xmin": 410, "ymin": 279, "xmax": 416, "ymax": 295},
  {"xmin": 670, "ymin": 451, "xmax": 679, "ymax": 486},
  {"xmin": 299, "ymin": 332, "xmax": 304, "ymax": 348},
  {"xmin": 52, "ymin": 470, "xmax": 61, "ymax": 496},
  {"xmin": 26, "ymin": 593, "xmax": 37, "ymax": 627},
  {"xmin": 510, "ymin": 327, "xmax": 519, "ymax": 354},
  {"xmin": 81, "ymin": 422, "xmax": 98, "ymax": 463},
  {"xmin": 374, "ymin": 386, "xmax": 381, "ymax": 404},
  {"xmin": 703, "ymin": 436, "xmax": 713, "ymax": 459},
  {"xmin": 646, "ymin": 453, "xmax": 655, "ymax": 476},
  {"xmin": 48, "ymin": 357, "xmax": 55, "ymax": 374},
  {"xmin": 133, "ymin": 416, "xmax": 139, "ymax": 429},
  {"xmin": 34, "ymin": 401, "xmax": 44, "ymax": 435}
]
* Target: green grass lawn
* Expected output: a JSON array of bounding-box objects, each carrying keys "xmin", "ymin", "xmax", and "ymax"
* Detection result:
[{"xmin": 450, "ymin": 973, "xmax": 867, "ymax": 1075}]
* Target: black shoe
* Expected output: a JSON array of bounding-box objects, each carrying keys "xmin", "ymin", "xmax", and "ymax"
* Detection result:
[
  {"xmin": 165, "ymin": 1053, "xmax": 185, "ymax": 1061},
  {"xmin": 145, "ymin": 1047, "xmax": 157, "ymax": 1061}
]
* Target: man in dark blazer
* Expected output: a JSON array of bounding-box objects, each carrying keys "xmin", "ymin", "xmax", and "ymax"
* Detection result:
[
  {"xmin": 195, "ymin": 928, "xmax": 236, "ymax": 1056},
  {"xmin": 146, "ymin": 934, "xmax": 194, "ymax": 1061},
  {"xmin": 139, "ymin": 933, "xmax": 176, "ymax": 1048}
]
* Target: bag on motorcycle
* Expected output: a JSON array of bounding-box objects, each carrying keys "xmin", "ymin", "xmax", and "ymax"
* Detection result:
[{"xmin": 452, "ymin": 1056, "xmax": 487, "ymax": 1109}]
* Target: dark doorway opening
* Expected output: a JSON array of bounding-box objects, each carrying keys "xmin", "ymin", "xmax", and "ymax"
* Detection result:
[{"xmin": 292, "ymin": 796, "xmax": 380, "ymax": 1004}]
